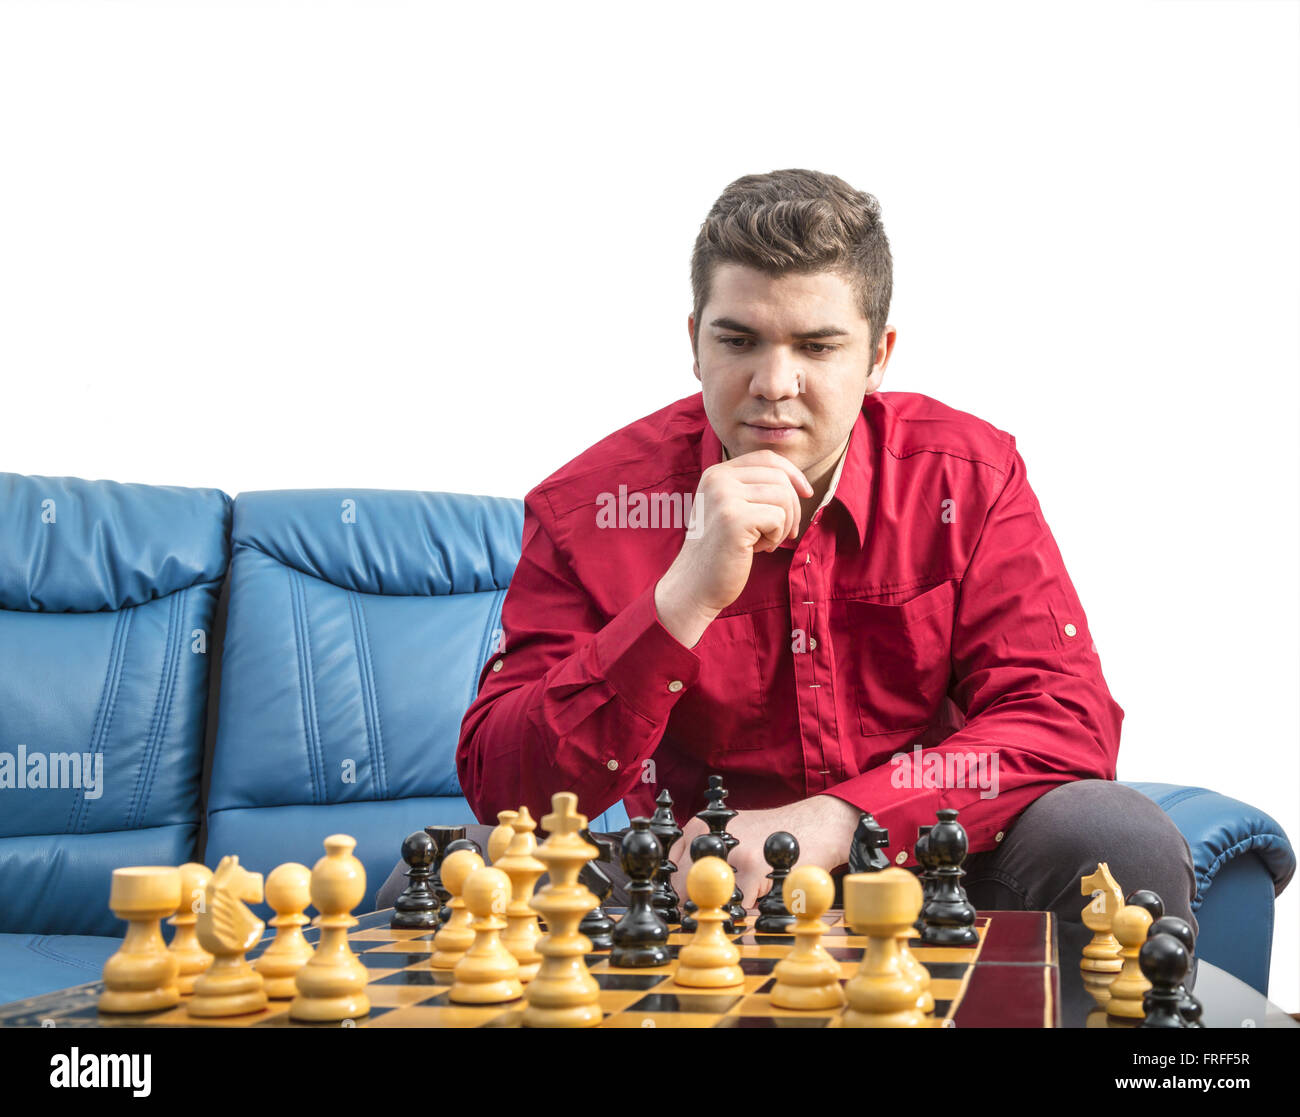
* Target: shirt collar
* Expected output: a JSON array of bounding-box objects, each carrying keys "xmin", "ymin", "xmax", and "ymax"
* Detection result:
[{"xmin": 699, "ymin": 397, "xmax": 873, "ymax": 548}]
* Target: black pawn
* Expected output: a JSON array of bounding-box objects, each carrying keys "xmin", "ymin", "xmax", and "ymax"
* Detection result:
[
  {"xmin": 610, "ymin": 819, "xmax": 671, "ymax": 967},
  {"xmin": 754, "ymin": 832, "xmax": 799, "ymax": 933},
  {"xmin": 697, "ymin": 774, "xmax": 745, "ymax": 927},
  {"xmin": 1149, "ymin": 915, "xmax": 1204, "ymax": 1027},
  {"xmin": 436, "ymin": 837, "xmax": 483, "ymax": 925},
  {"xmin": 577, "ymin": 829, "xmax": 616, "ymax": 950},
  {"xmin": 391, "ymin": 830, "xmax": 441, "ymax": 930},
  {"xmin": 848, "ymin": 812, "xmax": 890, "ymax": 874},
  {"xmin": 913, "ymin": 824, "xmax": 936, "ymax": 932},
  {"xmin": 428, "ymin": 827, "xmax": 471, "ymax": 924},
  {"xmin": 649, "ymin": 790, "xmax": 683, "ymax": 925},
  {"xmin": 1127, "ymin": 889, "xmax": 1165, "ymax": 922},
  {"xmin": 1138, "ymin": 933, "xmax": 1189, "ymax": 1028},
  {"xmin": 680, "ymin": 832, "xmax": 733, "ymax": 934},
  {"xmin": 919, "ymin": 809, "xmax": 978, "ymax": 946}
]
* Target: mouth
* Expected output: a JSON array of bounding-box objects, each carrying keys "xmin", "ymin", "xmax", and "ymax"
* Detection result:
[{"xmin": 743, "ymin": 421, "xmax": 801, "ymax": 441}]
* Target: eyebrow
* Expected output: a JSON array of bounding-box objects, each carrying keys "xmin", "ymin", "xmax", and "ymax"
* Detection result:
[{"xmin": 709, "ymin": 316, "xmax": 850, "ymax": 340}]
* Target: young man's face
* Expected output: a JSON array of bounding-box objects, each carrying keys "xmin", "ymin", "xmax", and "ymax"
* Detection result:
[{"xmin": 689, "ymin": 263, "xmax": 894, "ymax": 480}]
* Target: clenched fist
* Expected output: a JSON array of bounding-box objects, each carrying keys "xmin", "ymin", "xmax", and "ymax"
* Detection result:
[{"xmin": 654, "ymin": 449, "xmax": 813, "ymax": 648}]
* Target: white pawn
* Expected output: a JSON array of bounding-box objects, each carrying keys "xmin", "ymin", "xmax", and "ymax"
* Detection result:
[
  {"xmin": 1106, "ymin": 904, "xmax": 1154, "ymax": 1019},
  {"xmin": 430, "ymin": 848, "xmax": 484, "ymax": 970},
  {"xmin": 674, "ymin": 857, "xmax": 742, "ymax": 989},
  {"xmin": 290, "ymin": 834, "xmax": 369, "ymax": 1022},
  {"xmin": 253, "ymin": 862, "xmax": 313, "ymax": 998},
  {"xmin": 449, "ymin": 866, "xmax": 523, "ymax": 1004},
  {"xmin": 770, "ymin": 866, "xmax": 845, "ymax": 1010}
]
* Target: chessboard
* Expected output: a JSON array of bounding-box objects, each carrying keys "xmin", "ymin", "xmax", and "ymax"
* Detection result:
[{"xmin": 0, "ymin": 906, "xmax": 1060, "ymax": 1029}]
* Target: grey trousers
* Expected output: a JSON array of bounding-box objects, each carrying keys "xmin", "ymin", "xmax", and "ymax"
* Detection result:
[{"xmin": 376, "ymin": 779, "xmax": 1199, "ymax": 982}]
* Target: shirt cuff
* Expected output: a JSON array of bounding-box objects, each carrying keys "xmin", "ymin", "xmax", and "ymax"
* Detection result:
[{"xmin": 596, "ymin": 580, "xmax": 702, "ymax": 723}]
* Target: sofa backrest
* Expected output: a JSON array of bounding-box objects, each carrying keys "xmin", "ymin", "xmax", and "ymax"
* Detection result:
[
  {"xmin": 0, "ymin": 473, "xmax": 231, "ymax": 935},
  {"xmin": 204, "ymin": 489, "xmax": 533, "ymax": 911}
]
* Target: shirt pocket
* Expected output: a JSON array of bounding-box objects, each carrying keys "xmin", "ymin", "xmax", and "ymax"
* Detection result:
[
  {"xmin": 839, "ymin": 580, "xmax": 957, "ymax": 738},
  {"xmin": 667, "ymin": 612, "xmax": 768, "ymax": 756}
]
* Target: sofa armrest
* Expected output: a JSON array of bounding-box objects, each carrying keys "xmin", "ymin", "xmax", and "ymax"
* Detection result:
[{"xmin": 1121, "ymin": 782, "xmax": 1295, "ymax": 911}]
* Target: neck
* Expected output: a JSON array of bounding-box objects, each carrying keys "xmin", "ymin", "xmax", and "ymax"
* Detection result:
[{"xmin": 797, "ymin": 434, "xmax": 851, "ymax": 534}]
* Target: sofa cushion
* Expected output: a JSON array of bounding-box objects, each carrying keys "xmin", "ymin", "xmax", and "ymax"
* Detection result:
[
  {"xmin": 0, "ymin": 473, "xmax": 231, "ymax": 936},
  {"xmin": 205, "ymin": 490, "xmax": 529, "ymax": 907}
]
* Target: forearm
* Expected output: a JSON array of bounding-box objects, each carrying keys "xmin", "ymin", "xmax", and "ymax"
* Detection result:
[
  {"xmin": 824, "ymin": 678, "xmax": 1123, "ymax": 866},
  {"xmin": 456, "ymin": 580, "xmax": 701, "ymax": 825}
]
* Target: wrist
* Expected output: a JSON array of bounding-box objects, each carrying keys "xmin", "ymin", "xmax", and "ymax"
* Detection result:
[
  {"xmin": 654, "ymin": 571, "xmax": 719, "ymax": 649},
  {"xmin": 804, "ymin": 794, "xmax": 861, "ymax": 869}
]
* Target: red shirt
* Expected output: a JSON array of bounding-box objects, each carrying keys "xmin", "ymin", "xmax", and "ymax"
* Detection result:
[{"xmin": 456, "ymin": 390, "xmax": 1124, "ymax": 867}]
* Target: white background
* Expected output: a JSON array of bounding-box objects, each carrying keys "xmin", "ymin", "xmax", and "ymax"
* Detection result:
[{"xmin": 2, "ymin": 0, "xmax": 1297, "ymax": 1008}]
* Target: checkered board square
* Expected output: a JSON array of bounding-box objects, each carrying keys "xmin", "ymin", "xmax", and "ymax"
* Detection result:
[{"xmin": 0, "ymin": 907, "xmax": 1060, "ymax": 1028}]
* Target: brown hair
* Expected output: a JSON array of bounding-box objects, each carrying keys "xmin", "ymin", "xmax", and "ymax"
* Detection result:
[{"xmin": 690, "ymin": 169, "xmax": 893, "ymax": 361}]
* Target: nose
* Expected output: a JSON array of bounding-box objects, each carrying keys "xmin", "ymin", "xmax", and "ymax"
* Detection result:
[{"xmin": 748, "ymin": 348, "xmax": 804, "ymax": 402}]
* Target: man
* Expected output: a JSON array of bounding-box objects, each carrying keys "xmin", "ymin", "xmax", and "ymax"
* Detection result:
[{"xmin": 386, "ymin": 169, "xmax": 1197, "ymax": 952}]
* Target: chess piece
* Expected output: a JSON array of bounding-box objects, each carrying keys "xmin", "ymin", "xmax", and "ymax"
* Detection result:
[
  {"xmin": 430, "ymin": 848, "xmax": 485, "ymax": 969},
  {"xmin": 698, "ymin": 774, "xmax": 745, "ymax": 926},
  {"xmin": 918, "ymin": 809, "xmax": 978, "ymax": 946},
  {"xmin": 577, "ymin": 828, "xmax": 616, "ymax": 950},
  {"xmin": 488, "ymin": 810, "xmax": 520, "ymax": 863},
  {"xmin": 437, "ymin": 836, "xmax": 482, "ymax": 924},
  {"xmin": 449, "ymin": 866, "xmax": 523, "ymax": 1003},
  {"xmin": 188, "ymin": 856, "xmax": 268, "ymax": 1017},
  {"xmin": 679, "ymin": 833, "xmax": 732, "ymax": 934},
  {"xmin": 1106, "ymin": 903, "xmax": 1154, "ymax": 1019},
  {"xmin": 391, "ymin": 830, "xmax": 441, "ymax": 931},
  {"xmin": 649, "ymin": 789, "xmax": 683, "ymax": 925},
  {"xmin": 99, "ymin": 866, "xmax": 183, "ymax": 1013},
  {"xmin": 610, "ymin": 818, "xmax": 671, "ymax": 967},
  {"xmin": 1082, "ymin": 968, "xmax": 1117, "ymax": 1011},
  {"xmin": 253, "ymin": 862, "xmax": 314, "ymax": 998},
  {"xmin": 425, "ymin": 825, "xmax": 466, "ymax": 924},
  {"xmin": 290, "ymin": 834, "xmax": 369, "ymax": 1022},
  {"xmin": 167, "ymin": 861, "xmax": 213, "ymax": 994},
  {"xmin": 1138, "ymin": 933, "xmax": 1189, "ymax": 1028},
  {"xmin": 913, "ymin": 823, "xmax": 935, "ymax": 931},
  {"xmin": 754, "ymin": 831, "xmax": 799, "ymax": 933},
  {"xmin": 522, "ymin": 792, "xmax": 603, "ymax": 1028},
  {"xmin": 1080, "ymin": 863, "xmax": 1124, "ymax": 973},
  {"xmin": 1148, "ymin": 915, "xmax": 1203, "ymax": 1027},
  {"xmin": 847, "ymin": 812, "xmax": 890, "ymax": 873},
  {"xmin": 770, "ymin": 865, "xmax": 844, "ymax": 1010},
  {"xmin": 495, "ymin": 806, "xmax": 546, "ymax": 981},
  {"xmin": 842, "ymin": 867, "xmax": 929, "ymax": 1028},
  {"xmin": 1126, "ymin": 889, "xmax": 1164, "ymax": 922},
  {"xmin": 674, "ymin": 856, "xmax": 743, "ymax": 989}
]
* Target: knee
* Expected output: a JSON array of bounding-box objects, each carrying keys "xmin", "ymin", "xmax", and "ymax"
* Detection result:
[{"xmin": 1008, "ymin": 780, "xmax": 1198, "ymax": 923}]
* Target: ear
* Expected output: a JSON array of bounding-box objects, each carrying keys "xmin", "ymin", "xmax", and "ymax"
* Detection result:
[
  {"xmin": 864, "ymin": 325, "xmax": 898, "ymax": 393},
  {"xmin": 688, "ymin": 314, "xmax": 701, "ymax": 381}
]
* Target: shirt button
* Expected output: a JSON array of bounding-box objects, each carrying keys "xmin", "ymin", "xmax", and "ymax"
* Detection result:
[
  {"xmin": 667, "ymin": 680, "xmax": 683, "ymax": 693},
  {"xmin": 895, "ymin": 851, "xmax": 907, "ymax": 865},
  {"xmin": 606, "ymin": 759, "xmax": 619, "ymax": 771},
  {"xmin": 809, "ymin": 637, "xmax": 818, "ymax": 651},
  {"xmin": 1063, "ymin": 624, "xmax": 1077, "ymax": 637},
  {"xmin": 995, "ymin": 830, "xmax": 1005, "ymax": 842},
  {"xmin": 491, "ymin": 659, "xmax": 503, "ymax": 672}
]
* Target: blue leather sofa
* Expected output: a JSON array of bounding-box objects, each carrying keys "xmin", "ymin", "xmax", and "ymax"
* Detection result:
[{"xmin": 0, "ymin": 474, "xmax": 1294, "ymax": 1005}]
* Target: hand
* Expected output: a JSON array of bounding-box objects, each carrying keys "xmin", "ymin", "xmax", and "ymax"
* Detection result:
[
  {"xmin": 666, "ymin": 795, "xmax": 861, "ymax": 915},
  {"xmin": 655, "ymin": 450, "xmax": 813, "ymax": 648}
]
